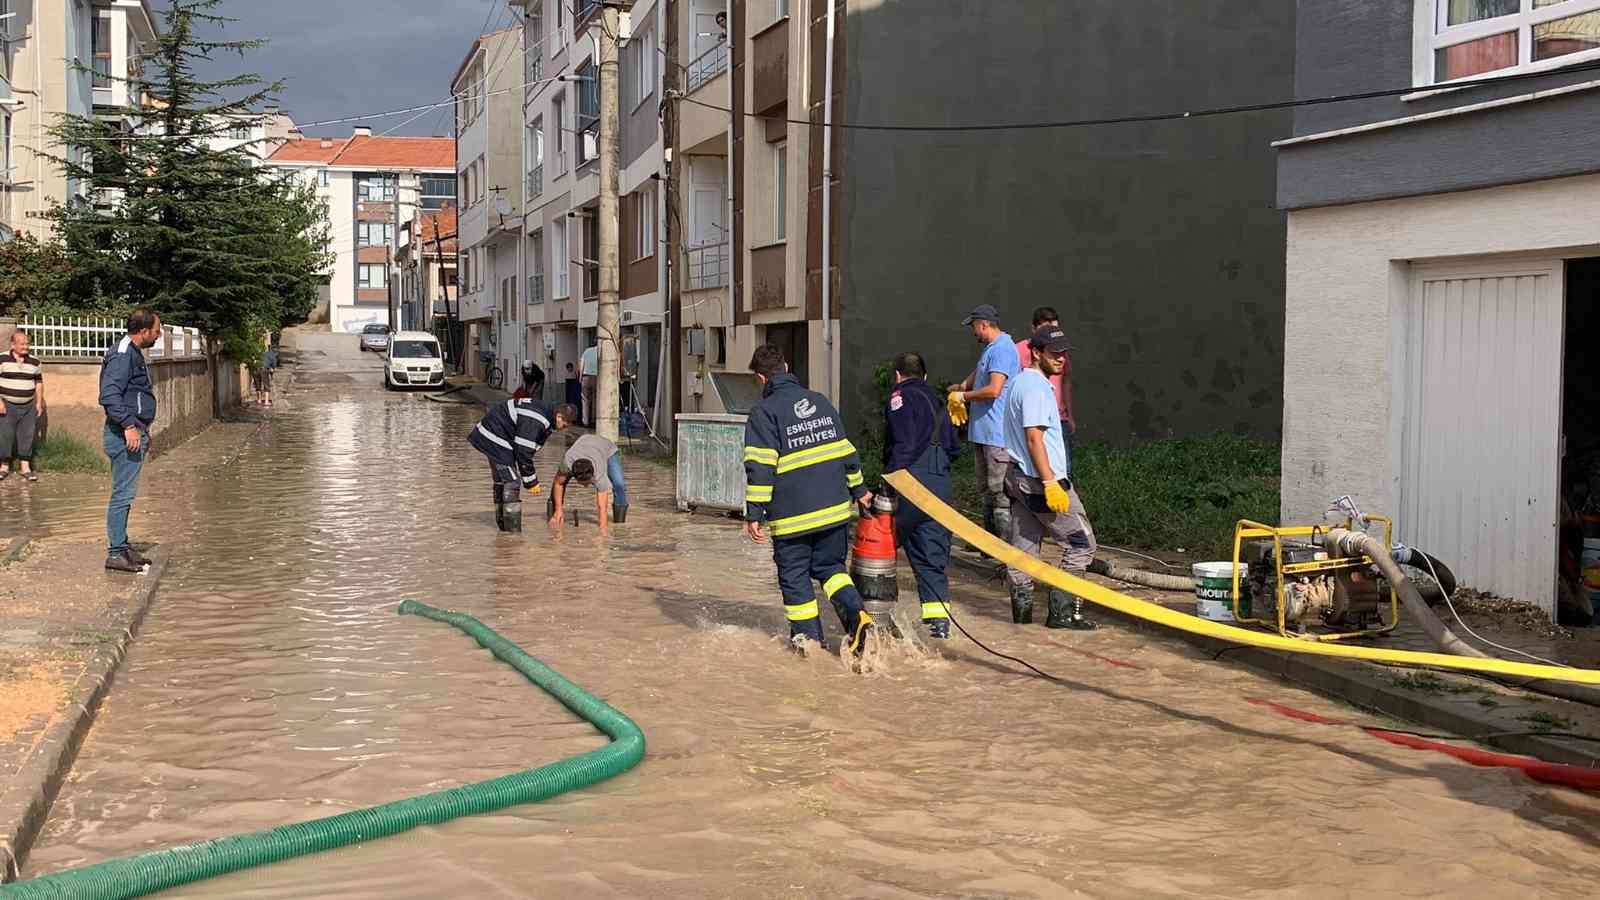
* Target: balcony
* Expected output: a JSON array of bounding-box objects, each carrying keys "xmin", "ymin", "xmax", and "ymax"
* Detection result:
[
  {"xmin": 687, "ymin": 41, "xmax": 729, "ymax": 95},
  {"xmin": 527, "ymin": 164, "xmax": 543, "ymax": 200},
  {"xmin": 752, "ymin": 16, "xmax": 788, "ymax": 114},
  {"xmin": 750, "ymin": 243, "xmax": 785, "ymax": 310},
  {"xmin": 687, "ymin": 243, "xmax": 729, "ymax": 291}
]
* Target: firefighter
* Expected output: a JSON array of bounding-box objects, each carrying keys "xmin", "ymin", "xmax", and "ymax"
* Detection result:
[
  {"xmin": 742, "ymin": 344, "xmax": 876, "ymax": 654},
  {"xmin": 882, "ymin": 352, "xmax": 962, "ymax": 639},
  {"xmin": 468, "ymin": 398, "xmax": 576, "ymax": 532}
]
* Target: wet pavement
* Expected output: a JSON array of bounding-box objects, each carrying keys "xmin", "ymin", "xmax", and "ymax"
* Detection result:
[{"xmin": 16, "ymin": 333, "xmax": 1600, "ymax": 897}]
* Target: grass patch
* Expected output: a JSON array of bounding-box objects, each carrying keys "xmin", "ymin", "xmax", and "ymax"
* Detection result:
[
  {"xmin": 858, "ymin": 432, "xmax": 1278, "ymax": 559},
  {"xmin": 1518, "ymin": 710, "xmax": 1578, "ymax": 732},
  {"xmin": 1388, "ymin": 672, "xmax": 1479, "ymax": 695},
  {"xmin": 33, "ymin": 432, "xmax": 107, "ymax": 474}
]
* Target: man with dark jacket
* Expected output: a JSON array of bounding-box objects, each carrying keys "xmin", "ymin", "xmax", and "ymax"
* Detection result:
[
  {"xmin": 469, "ymin": 398, "xmax": 572, "ymax": 532},
  {"xmin": 882, "ymin": 352, "xmax": 962, "ymax": 639},
  {"xmin": 99, "ymin": 309, "xmax": 163, "ymax": 573},
  {"xmin": 742, "ymin": 345, "xmax": 875, "ymax": 654}
]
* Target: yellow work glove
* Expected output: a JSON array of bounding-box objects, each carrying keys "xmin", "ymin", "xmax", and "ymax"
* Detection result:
[
  {"xmin": 1044, "ymin": 481, "xmax": 1072, "ymax": 515},
  {"xmin": 946, "ymin": 391, "xmax": 968, "ymax": 427}
]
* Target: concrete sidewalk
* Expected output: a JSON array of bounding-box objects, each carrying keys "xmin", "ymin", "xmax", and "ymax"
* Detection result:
[
  {"xmin": 946, "ymin": 547, "xmax": 1600, "ymax": 768},
  {"xmin": 0, "ymin": 539, "xmax": 168, "ymax": 879}
]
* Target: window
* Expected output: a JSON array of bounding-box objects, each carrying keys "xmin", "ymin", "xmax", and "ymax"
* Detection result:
[
  {"xmin": 475, "ymin": 155, "xmax": 487, "ymax": 203},
  {"xmin": 576, "ymin": 62, "xmax": 599, "ymax": 164},
  {"xmin": 773, "ymin": 143, "xmax": 787, "ymax": 241},
  {"xmin": 630, "ymin": 29, "xmax": 656, "ymax": 109},
  {"xmin": 318, "ymin": 168, "xmax": 330, "ymax": 187},
  {"xmin": 527, "ymin": 3, "xmax": 544, "ymax": 89},
  {"xmin": 501, "ymin": 277, "xmax": 517, "ymax": 325},
  {"xmin": 1426, "ymin": 1, "xmax": 1600, "ymax": 82},
  {"xmin": 358, "ymin": 222, "xmax": 394, "ymax": 247},
  {"xmin": 777, "ymin": 0, "xmax": 789, "ymax": 17},
  {"xmin": 92, "ymin": 16, "xmax": 112, "ymax": 87},
  {"xmin": 552, "ymin": 94, "xmax": 567, "ymax": 173},
  {"xmin": 529, "ymin": 231, "xmax": 545, "ymax": 305},
  {"xmin": 555, "ymin": 0, "xmax": 567, "ymax": 48},
  {"xmin": 358, "ymin": 264, "xmax": 387, "ymax": 289},
  {"xmin": 529, "ymin": 118, "xmax": 545, "ymax": 198},
  {"xmin": 420, "ymin": 175, "xmax": 455, "ymax": 209},
  {"xmin": 459, "ymin": 251, "xmax": 471, "ymax": 291},
  {"xmin": 634, "ymin": 186, "xmax": 655, "ymax": 260},
  {"xmin": 229, "ymin": 124, "xmax": 250, "ymax": 140},
  {"xmin": 358, "ymin": 176, "xmax": 395, "ymax": 202},
  {"xmin": 552, "ymin": 218, "xmax": 570, "ymax": 298}
]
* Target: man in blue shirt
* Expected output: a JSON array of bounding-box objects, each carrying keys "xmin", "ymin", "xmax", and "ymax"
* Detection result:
[
  {"xmin": 1000, "ymin": 324, "xmax": 1098, "ymax": 630},
  {"xmin": 947, "ymin": 304, "xmax": 1021, "ymax": 542}
]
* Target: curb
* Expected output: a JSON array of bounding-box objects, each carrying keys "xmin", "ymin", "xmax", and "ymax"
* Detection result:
[
  {"xmin": 1, "ymin": 536, "xmax": 27, "ymax": 567},
  {"xmin": 947, "ymin": 550, "xmax": 1600, "ymax": 768},
  {"xmin": 0, "ymin": 551, "xmax": 169, "ymax": 882}
]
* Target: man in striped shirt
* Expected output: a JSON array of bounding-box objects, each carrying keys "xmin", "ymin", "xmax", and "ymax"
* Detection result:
[{"xmin": 0, "ymin": 330, "xmax": 46, "ymax": 483}]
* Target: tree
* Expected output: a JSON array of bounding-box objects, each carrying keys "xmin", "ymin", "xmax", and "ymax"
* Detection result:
[
  {"xmin": 47, "ymin": 0, "xmax": 330, "ymax": 372},
  {"xmin": 0, "ymin": 234, "xmax": 77, "ymax": 318}
]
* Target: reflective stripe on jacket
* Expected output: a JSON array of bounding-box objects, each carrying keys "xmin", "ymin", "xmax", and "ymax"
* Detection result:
[
  {"xmin": 743, "ymin": 373, "xmax": 867, "ymax": 537},
  {"xmin": 469, "ymin": 398, "xmax": 554, "ymax": 486}
]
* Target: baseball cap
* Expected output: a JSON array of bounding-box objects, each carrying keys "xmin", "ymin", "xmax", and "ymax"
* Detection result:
[
  {"xmin": 1028, "ymin": 324, "xmax": 1073, "ymax": 353},
  {"xmin": 961, "ymin": 304, "xmax": 1000, "ymax": 325}
]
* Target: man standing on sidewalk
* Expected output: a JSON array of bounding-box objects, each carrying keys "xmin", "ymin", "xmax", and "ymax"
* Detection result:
[
  {"xmin": 579, "ymin": 341, "xmax": 599, "ymax": 427},
  {"xmin": 947, "ymin": 305, "xmax": 1021, "ymax": 542},
  {"xmin": 0, "ymin": 330, "xmax": 46, "ymax": 483},
  {"xmin": 100, "ymin": 309, "xmax": 163, "ymax": 573},
  {"xmin": 1001, "ymin": 324, "xmax": 1097, "ymax": 630}
]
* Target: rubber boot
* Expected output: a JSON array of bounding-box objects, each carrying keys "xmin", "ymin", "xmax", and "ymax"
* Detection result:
[
  {"xmin": 497, "ymin": 501, "xmax": 523, "ymax": 533},
  {"xmin": 1009, "ymin": 584, "xmax": 1034, "ymax": 625},
  {"xmin": 924, "ymin": 618, "xmax": 950, "ymax": 640},
  {"xmin": 1046, "ymin": 589, "xmax": 1097, "ymax": 630},
  {"xmin": 612, "ymin": 502, "xmax": 628, "ymax": 524},
  {"xmin": 843, "ymin": 609, "xmax": 876, "ymax": 657}
]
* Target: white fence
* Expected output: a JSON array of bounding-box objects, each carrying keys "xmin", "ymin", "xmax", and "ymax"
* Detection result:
[{"xmin": 20, "ymin": 316, "xmax": 205, "ymax": 360}]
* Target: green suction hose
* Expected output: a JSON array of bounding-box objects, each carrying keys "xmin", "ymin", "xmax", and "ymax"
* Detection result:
[{"xmin": 2, "ymin": 599, "xmax": 645, "ymax": 900}]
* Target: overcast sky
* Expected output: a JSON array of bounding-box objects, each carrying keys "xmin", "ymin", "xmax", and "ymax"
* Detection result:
[{"xmin": 175, "ymin": 0, "xmax": 506, "ymax": 138}]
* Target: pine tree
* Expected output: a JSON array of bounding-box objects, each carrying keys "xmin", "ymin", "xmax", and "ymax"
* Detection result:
[{"xmin": 48, "ymin": 0, "xmax": 330, "ymax": 369}]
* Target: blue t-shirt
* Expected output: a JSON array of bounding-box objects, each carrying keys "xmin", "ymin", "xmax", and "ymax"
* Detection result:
[
  {"xmin": 967, "ymin": 333, "xmax": 1021, "ymax": 447},
  {"xmin": 1003, "ymin": 368, "xmax": 1070, "ymax": 481}
]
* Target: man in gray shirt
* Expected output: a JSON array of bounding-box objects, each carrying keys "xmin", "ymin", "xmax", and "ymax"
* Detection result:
[{"xmin": 549, "ymin": 433, "xmax": 629, "ymax": 531}]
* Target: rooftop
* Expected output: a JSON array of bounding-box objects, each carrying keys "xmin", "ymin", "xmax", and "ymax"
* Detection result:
[{"xmin": 267, "ymin": 134, "xmax": 455, "ymax": 170}]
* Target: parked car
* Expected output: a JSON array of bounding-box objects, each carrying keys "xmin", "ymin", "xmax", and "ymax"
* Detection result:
[
  {"xmin": 385, "ymin": 331, "xmax": 446, "ymax": 390},
  {"xmin": 359, "ymin": 323, "xmax": 391, "ymax": 352}
]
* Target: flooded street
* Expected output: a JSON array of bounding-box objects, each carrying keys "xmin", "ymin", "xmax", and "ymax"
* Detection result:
[{"xmin": 18, "ymin": 338, "xmax": 1600, "ymax": 898}]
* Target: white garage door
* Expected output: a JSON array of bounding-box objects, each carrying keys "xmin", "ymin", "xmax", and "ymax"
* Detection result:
[{"xmin": 1399, "ymin": 261, "xmax": 1565, "ymax": 616}]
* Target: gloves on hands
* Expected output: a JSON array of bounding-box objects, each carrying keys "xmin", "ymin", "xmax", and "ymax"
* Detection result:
[
  {"xmin": 946, "ymin": 391, "xmax": 968, "ymax": 427},
  {"xmin": 1044, "ymin": 480, "xmax": 1072, "ymax": 515}
]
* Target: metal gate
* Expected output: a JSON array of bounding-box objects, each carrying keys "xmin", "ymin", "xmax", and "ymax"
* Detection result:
[{"xmin": 1399, "ymin": 261, "xmax": 1565, "ymax": 615}]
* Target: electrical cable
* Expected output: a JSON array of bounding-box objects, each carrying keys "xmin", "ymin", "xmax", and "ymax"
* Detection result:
[
  {"xmin": 1097, "ymin": 545, "xmax": 1183, "ymax": 570},
  {"xmin": 1421, "ymin": 551, "xmax": 1568, "ymax": 668},
  {"xmin": 673, "ymin": 58, "xmax": 1600, "ymax": 133}
]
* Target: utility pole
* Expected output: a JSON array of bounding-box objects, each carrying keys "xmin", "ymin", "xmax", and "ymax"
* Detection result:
[{"xmin": 595, "ymin": 1, "xmax": 624, "ymax": 443}]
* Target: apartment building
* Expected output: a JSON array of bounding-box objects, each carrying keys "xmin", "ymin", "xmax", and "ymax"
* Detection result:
[
  {"xmin": 397, "ymin": 207, "xmax": 458, "ymax": 337},
  {"xmin": 668, "ymin": 1, "xmax": 1296, "ymax": 447},
  {"xmin": 207, "ymin": 109, "xmax": 300, "ymax": 163},
  {"xmin": 1276, "ymin": 0, "xmax": 1600, "ymax": 619},
  {"xmin": 2, "ymin": 0, "xmax": 159, "ymax": 240},
  {"xmin": 510, "ymin": 0, "xmax": 666, "ymax": 415},
  {"xmin": 264, "ymin": 129, "xmax": 456, "ymax": 334},
  {"xmin": 451, "ymin": 26, "xmax": 525, "ymax": 384}
]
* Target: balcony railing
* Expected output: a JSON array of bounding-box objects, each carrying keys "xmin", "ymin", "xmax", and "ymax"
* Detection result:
[
  {"xmin": 686, "ymin": 242, "xmax": 729, "ymax": 291},
  {"xmin": 527, "ymin": 164, "xmax": 543, "ymax": 199},
  {"xmin": 529, "ymin": 273, "xmax": 545, "ymax": 307},
  {"xmin": 687, "ymin": 41, "xmax": 729, "ymax": 94}
]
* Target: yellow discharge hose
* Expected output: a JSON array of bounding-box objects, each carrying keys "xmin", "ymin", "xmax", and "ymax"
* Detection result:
[{"xmin": 883, "ymin": 470, "xmax": 1600, "ymax": 686}]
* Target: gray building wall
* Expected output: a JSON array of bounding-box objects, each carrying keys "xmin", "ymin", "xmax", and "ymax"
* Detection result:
[
  {"xmin": 838, "ymin": 0, "xmax": 1296, "ymax": 444},
  {"xmin": 621, "ymin": 11, "xmax": 659, "ymax": 170}
]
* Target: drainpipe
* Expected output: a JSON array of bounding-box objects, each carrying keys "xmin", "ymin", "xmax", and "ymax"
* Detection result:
[
  {"xmin": 725, "ymin": 0, "xmax": 735, "ymax": 352},
  {"xmin": 820, "ymin": 0, "xmax": 837, "ymax": 402}
]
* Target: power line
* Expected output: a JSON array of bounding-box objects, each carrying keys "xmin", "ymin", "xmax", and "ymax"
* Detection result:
[{"xmin": 672, "ymin": 59, "xmax": 1600, "ymax": 133}]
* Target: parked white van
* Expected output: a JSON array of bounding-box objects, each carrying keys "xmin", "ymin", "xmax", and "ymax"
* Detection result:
[{"xmin": 385, "ymin": 331, "xmax": 446, "ymax": 390}]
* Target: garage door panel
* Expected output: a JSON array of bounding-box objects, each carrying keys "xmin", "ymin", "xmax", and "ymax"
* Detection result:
[{"xmin": 1401, "ymin": 264, "xmax": 1562, "ymax": 615}]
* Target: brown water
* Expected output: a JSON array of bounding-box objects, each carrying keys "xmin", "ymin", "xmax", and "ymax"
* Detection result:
[{"xmin": 19, "ymin": 352, "xmax": 1600, "ymax": 897}]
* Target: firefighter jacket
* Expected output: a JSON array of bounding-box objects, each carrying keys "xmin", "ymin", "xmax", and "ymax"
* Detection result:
[
  {"xmin": 469, "ymin": 398, "xmax": 554, "ymax": 487},
  {"xmin": 883, "ymin": 377, "xmax": 960, "ymax": 475},
  {"xmin": 743, "ymin": 373, "xmax": 868, "ymax": 537}
]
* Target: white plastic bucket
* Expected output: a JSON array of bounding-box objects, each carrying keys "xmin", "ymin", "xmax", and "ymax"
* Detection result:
[{"xmin": 1193, "ymin": 562, "xmax": 1247, "ymax": 622}]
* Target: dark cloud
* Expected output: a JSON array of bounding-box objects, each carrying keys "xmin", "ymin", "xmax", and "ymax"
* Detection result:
[{"xmin": 165, "ymin": 0, "xmax": 505, "ymax": 137}]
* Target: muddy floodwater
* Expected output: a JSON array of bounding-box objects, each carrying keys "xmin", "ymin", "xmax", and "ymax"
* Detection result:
[{"xmin": 19, "ymin": 350, "xmax": 1600, "ymax": 898}]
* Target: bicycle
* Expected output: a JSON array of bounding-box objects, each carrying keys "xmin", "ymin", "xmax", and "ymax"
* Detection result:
[{"xmin": 481, "ymin": 353, "xmax": 505, "ymax": 391}]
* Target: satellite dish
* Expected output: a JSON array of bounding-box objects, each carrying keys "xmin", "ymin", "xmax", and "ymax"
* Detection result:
[{"xmin": 493, "ymin": 196, "xmax": 512, "ymax": 217}]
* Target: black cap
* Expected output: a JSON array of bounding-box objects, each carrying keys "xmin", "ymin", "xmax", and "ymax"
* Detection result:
[
  {"xmin": 961, "ymin": 304, "xmax": 1000, "ymax": 326},
  {"xmin": 1029, "ymin": 325, "xmax": 1073, "ymax": 353}
]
